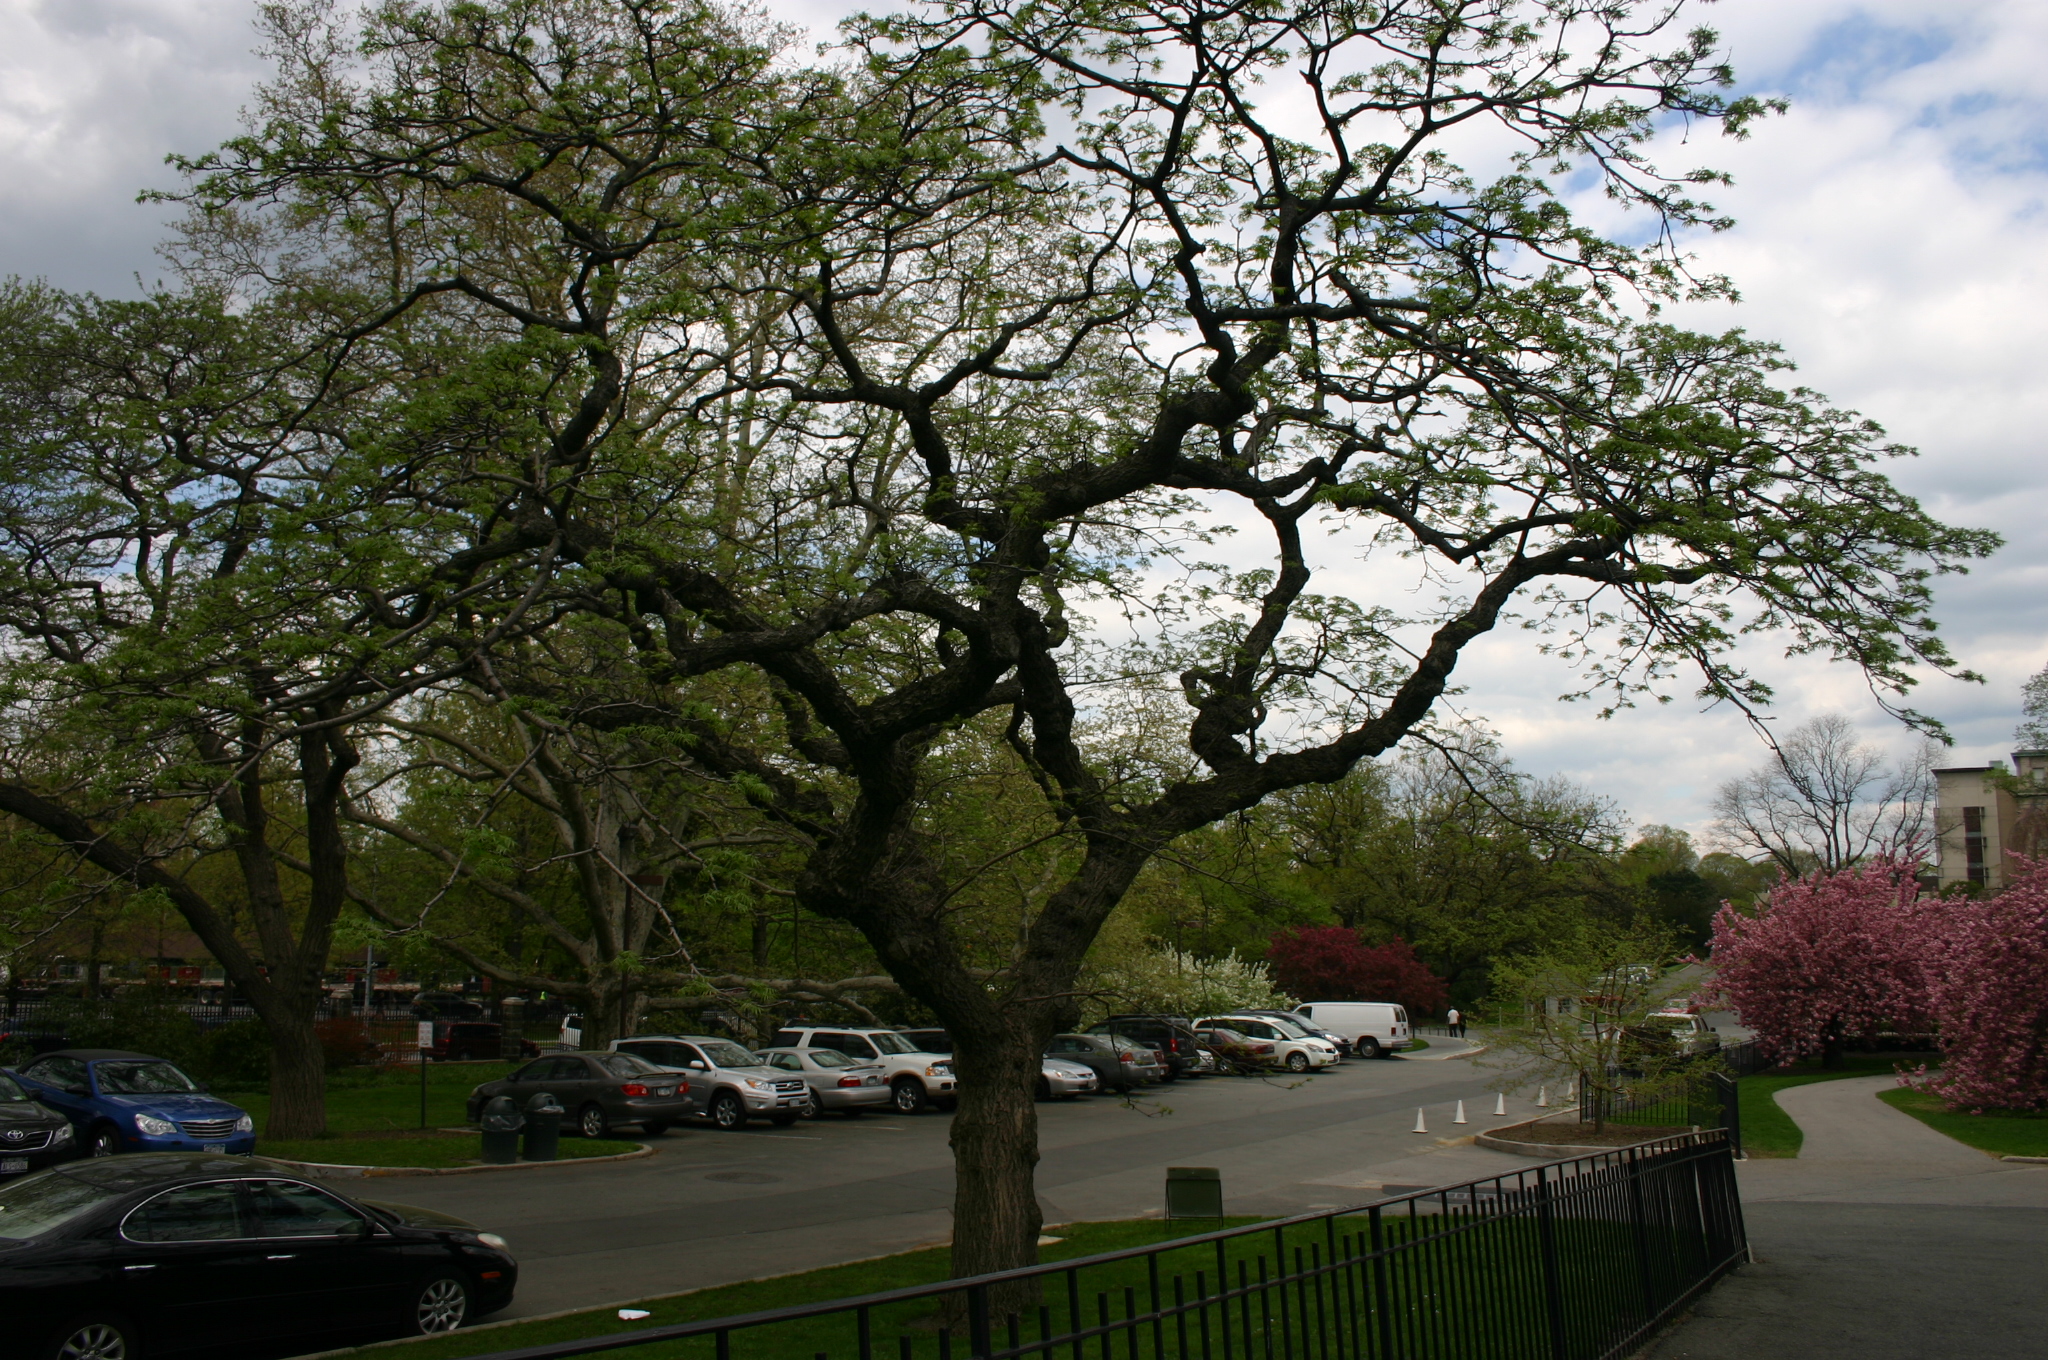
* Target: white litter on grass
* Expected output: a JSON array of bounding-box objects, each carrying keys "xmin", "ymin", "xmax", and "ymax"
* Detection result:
[
  {"xmin": 1038, "ymin": 1235, "xmax": 1064, "ymax": 1245},
  {"xmin": 619, "ymin": 1309, "xmax": 652, "ymax": 1321}
]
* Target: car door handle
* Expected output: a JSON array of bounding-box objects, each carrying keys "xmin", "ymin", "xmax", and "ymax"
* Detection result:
[
  {"xmin": 266, "ymin": 1254, "xmax": 297, "ymax": 1261},
  {"xmin": 123, "ymin": 1264, "xmax": 158, "ymax": 1273}
]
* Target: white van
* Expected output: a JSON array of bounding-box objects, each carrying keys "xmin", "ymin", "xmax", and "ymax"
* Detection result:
[{"xmin": 1293, "ymin": 1002, "xmax": 1409, "ymax": 1058}]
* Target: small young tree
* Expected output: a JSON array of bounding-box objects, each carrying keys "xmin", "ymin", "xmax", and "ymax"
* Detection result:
[
  {"xmin": 1481, "ymin": 925, "xmax": 1696, "ymax": 1131},
  {"xmin": 1267, "ymin": 927, "xmax": 1447, "ymax": 1015},
  {"xmin": 1707, "ymin": 860, "xmax": 1932, "ymax": 1068},
  {"xmin": 1919, "ymin": 858, "xmax": 2048, "ymax": 1112}
]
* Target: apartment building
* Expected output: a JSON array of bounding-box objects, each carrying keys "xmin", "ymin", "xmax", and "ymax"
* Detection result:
[{"xmin": 1932, "ymin": 748, "xmax": 2048, "ymax": 893}]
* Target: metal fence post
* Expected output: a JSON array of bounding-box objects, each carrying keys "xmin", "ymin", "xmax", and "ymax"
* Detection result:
[
  {"xmin": 969, "ymin": 1282, "xmax": 992, "ymax": 1359},
  {"xmin": 1716, "ymin": 1073, "xmax": 1742, "ymax": 1157},
  {"xmin": 1368, "ymin": 1205, "xmax": 1394, "ymax": 1360},
  {"xmin": 1535, "ymin": 1165, "xmax": 1568, "ymax": 1360}
]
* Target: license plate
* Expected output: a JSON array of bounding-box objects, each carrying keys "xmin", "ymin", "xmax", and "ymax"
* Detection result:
[
  {"xmin": 654, "ymin": 1087, "xmax": 674, "ymax": 1097},
  {"xmin": 1, "ymin": 1159, "xmax": 27, "ymax": 1173},
  {"xmin": 202, "ymin": 1143, "xmax": 227, "ymax": 1153}
]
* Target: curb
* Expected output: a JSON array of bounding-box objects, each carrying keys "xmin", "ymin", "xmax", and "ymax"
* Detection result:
[
  {"xmin": 2000, "ymin": 1154, "xmax": 2048, "ymax": 1164},
  {"xmin": 265, "ymin": 1143, "xmax": 655, "ymax": 1179}
]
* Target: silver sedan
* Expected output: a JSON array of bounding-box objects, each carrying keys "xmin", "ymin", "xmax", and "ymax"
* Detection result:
[
  {"xmin": 1039, "ymin": 1056, "xmax": 1099, "ymax": 1100},
  {"xmin": 753, "ymin": 1047, "xmax": 893, "ymax": 1116}
]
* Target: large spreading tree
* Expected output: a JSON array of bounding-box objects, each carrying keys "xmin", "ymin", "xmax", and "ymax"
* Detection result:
[{"xmin": 148, "ymin": 0, "xmax": 1993, "ymax": 1285}]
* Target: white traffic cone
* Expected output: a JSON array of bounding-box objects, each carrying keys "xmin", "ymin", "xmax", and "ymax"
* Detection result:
[
  {"xmin": 1413, "ymin": 1107, "xmax": 1428, "ymax": 1134},
  {"xmin": 1493, "ymin": 1092, "xmax": 1507, "ymax": 1117},
  {"xmin": 1566, "ymin": 1076, "xmax": 1578, "ymax": 1101},
  {"xmin": 1537, "ymin": 1085, "xmax": 1550, "ymax": 1108},
  {"xmin": 1453, "ymin": 1100, "xmax": 1468, "ymax": 1125}
]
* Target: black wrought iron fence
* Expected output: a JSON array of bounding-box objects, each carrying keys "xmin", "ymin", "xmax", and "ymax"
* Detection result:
[
  {"xmin": 1578, "ymin": 1072, "xmax": 1742, "ymax": 1158},
  {"xmin": 458, "ymin": 1133, "xmax": 1745, "ymax": 1360}
]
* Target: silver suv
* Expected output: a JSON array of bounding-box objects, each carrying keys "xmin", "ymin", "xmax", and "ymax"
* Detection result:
[
  {"xmin": 609, "ymin": 1034, "xmax": 813, "ymax": 1129},
  {"xmin": 768, "ymin": 1025, "xmax": 957, "ymax": 1113}
]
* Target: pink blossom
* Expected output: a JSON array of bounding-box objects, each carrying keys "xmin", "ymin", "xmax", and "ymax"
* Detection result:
[
  {"xmin": 1706, "ymin": 860, "xmax": 1934, "ymax": 1066},
  {"xmin": 1918, "ymin": 858, "xmax": 2048, "ymax": 1113}
]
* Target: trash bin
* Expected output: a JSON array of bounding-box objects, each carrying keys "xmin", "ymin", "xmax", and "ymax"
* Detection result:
[
  {"xmin": 479, "ymin": 1096, "xmax": 523, "ymax": 1165},
  {"xmin": 523, "ymin": 1091, "xmax": 564, "ymax": 1162},
  {"xmin": 1165, "ymin": 1166, "xmax": 1222, "ymax": 1219}
]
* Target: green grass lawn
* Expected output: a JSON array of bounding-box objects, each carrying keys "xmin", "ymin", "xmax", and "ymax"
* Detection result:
[
  {"xmin": 255, "ymin": 1130, "xmax": 642, "ymax": 1168},
  {"xmin": 1876, "ymin": 1088, "xmax": 2048, "ymax": 1159},
  {"xmin": 1739, "ymin": 1053, "xmax": 1933, "ymax": 1157},
  {"xmin": 223, "ymin": 1060, "xmax": 522, "ymax": 1135}
]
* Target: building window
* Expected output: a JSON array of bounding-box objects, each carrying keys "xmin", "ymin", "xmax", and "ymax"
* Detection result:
[{"xmin": 1963, "ymin": 806, "xmax": 1988, "ymax": 885}]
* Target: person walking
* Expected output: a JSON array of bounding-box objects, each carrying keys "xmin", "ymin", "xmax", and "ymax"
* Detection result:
[{"xmin": 1446, "ymin": 1007, "xmax": 1463, "ymax": 1038}]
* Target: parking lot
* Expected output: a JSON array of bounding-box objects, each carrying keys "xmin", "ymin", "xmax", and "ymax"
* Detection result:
[{"xmin": 330, "ymin": 1040, "xmax": 1533, "ymax": 1324}]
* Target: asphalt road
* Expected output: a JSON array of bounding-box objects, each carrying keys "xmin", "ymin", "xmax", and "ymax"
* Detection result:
[{"xmin": 324, "ymin": 1045, "xmax": 1530, "ymax": 1326}]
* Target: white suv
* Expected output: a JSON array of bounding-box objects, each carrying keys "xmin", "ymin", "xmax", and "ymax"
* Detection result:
[
  {"xmin": 1194, "ymin": 1014, "xmax": 1340, "ymax": 1071},
  {"xmin": 769, "ymin": 1025, "xmax": 957, "ymax": 1112}
]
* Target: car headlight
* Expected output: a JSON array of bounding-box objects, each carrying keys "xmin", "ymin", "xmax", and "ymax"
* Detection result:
[
  {"xmin": 475, "ymin": 1231, "xmax": 511, "ymax": 1252},
  {"xmin": 234, "ymin": 1113, "xmax": 255, "ymax": 1133},
  {"xmin": 743, "ymin": 1078, "xmax": 769, "ymax": 1090},
  {"xmin": 50, "ymin": 1123, "xmax": 73, "ymax": 1145},
  {"xmin": 926, "ymin": 1065, "xmax": 950, "ymax": 1077},
  {"xmin": 134, "ymin": 1114, "xmax": 177, "ymax": 1137}
]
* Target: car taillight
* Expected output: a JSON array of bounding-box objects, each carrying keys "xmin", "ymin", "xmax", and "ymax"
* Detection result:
[
  {"xmin": 837, "ymin": 1076, "xmax": 865, "ymax": 1087},
  {"xmin": 1119, "ymin": 1053, "xmax": 1136, "ymax": 1062},
  {"xmin": 621, "ymin": 1083, "xmax": 649, "ymax": 1097}
]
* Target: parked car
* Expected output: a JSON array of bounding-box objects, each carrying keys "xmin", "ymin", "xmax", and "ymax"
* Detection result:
[
  {"xmin": 1193, "ymin": 1016, "xmax": 1338, "ymax": 1072},
  {"xmin": 465, "ymin": 1051, "xmax": 693, "ymax": 1138},
  {"xmin": 1620, "ymin": 1011, "xmax": 1722, "ymax": 1061},
  {"xmin": 895, "ymin": 1028, "xmax": 952, "ymax": 1054},
  {"xmin": 1086, "ymin": 1015, "xmax": 1207, "ymax": 1079},
  {"xmin": 1292, "ymin": 1002, "xmax": 1412, "ymax": 1058},
  {"xmin": 1038, "ymin": 1056, "xmax": 1099, "ymax": 1100},
  {"xmin": 0, "ymin": 1070, "xmax": 74, "ymax": 1177},
  {"xmin": 0, "ymin": 1151, "xmax": 517, "ymax": 1358},
  {"xmin": 9, "ymin": 1050, "xmax": 255, "ymax": 1159},
  {"xmin": 1045, "ymin": 1033, "xmax": 1165, "ymax": 1092},
  {"xmin": 1192, "ymin": 1024, "xmax": 1277, "ymax": 1073},
  {"xmin": 750, "ymin": 1046, "xmax": 891, "ymax": 1117},
  {"xmin": 770, "ymin": 1026, "xmax": 957, "ymax": 1113},
  {"xmin": 609, "ymin": 1035, "xmax": 815, "ymax": 1129},
  {"xmin": 1233, "ymin": 1009, "xmax": 1351, "ymax": 1057}
]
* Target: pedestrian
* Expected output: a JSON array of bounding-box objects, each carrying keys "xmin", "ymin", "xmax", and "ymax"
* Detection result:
[{"xmin": 1446, "ymin": 1006, "xmax": 1463, "ymax": 1038}]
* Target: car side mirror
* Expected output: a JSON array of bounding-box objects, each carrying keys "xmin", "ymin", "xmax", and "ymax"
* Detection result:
[
  {"xmin": 344, "ymin": 1218, "xmax": 373, "ymax": 1242},
  {"xmin": 688, "ymin": 1060, "xmax": 707, "ymax": 1070}
]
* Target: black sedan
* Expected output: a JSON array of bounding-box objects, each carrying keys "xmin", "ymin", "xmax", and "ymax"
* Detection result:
[
  {"xmin": 466, "ymin": 1050, "xmax": 693, "ymax": 1138},
  {"xmin": 0, "ymin": 1070, "xmax": 75, "ymax": 1177},
  {"xmin": 1, "ymin": 1152, "xmax": 517, "ymax": 1359}
]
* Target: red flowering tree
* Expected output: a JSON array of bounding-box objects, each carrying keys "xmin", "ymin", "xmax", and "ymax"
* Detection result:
[
  {"xmin": 1920, "ymin": 858, "xmax": 2048, "ymax": 1111},
  {"xmin": 1267, "ymin": 927, "xmax": 1449, "ymax": 1015},
  {"xmin": 1707, "ymin": 860, "xmax": 1933, "ymax": 1068}
]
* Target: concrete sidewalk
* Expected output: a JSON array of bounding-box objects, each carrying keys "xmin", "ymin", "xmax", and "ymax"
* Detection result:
[{"xmin": 1644, "ymin": 1076, "xmax": 2048, "ymax": 1359}]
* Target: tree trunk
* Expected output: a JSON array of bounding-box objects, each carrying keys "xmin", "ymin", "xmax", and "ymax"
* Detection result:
[
  {"xmin": 948, "ymin": 1023, "xmax": 1044, "ymax": 1314},
  {"xmin": 263, "ymin": 1008, "xmax": 328, "ymax": 1139}
]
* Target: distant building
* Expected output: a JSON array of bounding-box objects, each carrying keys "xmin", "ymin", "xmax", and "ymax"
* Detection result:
[{"xmin": 1932, "ymin": 749, "xmax": 2048, "ymax": 893}]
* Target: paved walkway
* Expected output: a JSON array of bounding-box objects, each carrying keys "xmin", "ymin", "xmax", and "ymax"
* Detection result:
[{"xmin": 1644, "ymin": 1076, "xmax": 2048, "ymax": 1359}]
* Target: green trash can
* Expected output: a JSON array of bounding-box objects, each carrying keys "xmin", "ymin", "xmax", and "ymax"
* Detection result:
[
  {"xmin": 523, "ymin": 1091, "xmax": 564, "ymax": 1162},
  {"xmin": 1165, "ymin": 1166, "xmax": 1222, "ymax": 1220},
  {"xmin": 479, "ymin": 1096, "xmax": 523, "ymax": 1165}
]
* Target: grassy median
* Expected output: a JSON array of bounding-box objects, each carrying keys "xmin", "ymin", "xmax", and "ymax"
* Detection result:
[
  {"xmin": 225, "ymin": 1060, "xmax": 523, "ymax": 1136},
  {"xmin": 1876, "ymin": 1088, "xmax": 2048, "ymax": 1159}
]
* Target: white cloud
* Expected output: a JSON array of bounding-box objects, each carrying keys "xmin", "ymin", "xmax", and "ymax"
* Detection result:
[{"xmin": 0, "ymin": 0, "xmax": 2039, "ymax": 838}]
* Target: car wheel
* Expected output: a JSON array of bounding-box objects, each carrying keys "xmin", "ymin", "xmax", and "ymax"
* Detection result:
[
  {"xmin": 1285, "ymin": 1051, "xmax": 1310, "ymax": 1072},
  {"xmin": 797, "ymin": 1102, "xmax": 822, "ymax": 1121},
  {"xmin": 711, "ymin": 1091, "xmax": 747, "ymax": 1130},
  {"xmin": 1035, "ymin": 1077, "xmax": 1052, "ymax": 1102},
  {"xmin": 412, "ymin": 1276, "xmax": 470, "ymax": 1334},
  {"xmin": 43, "ymin": 1316, "xmax": 135, "ymax": 1360},
  {"xmin": 1354, "ymin": 1037, "xmax": 1382, "ymax": 1060},
  {"xmin": 578, "ymin": 1103, "xmax": 610, "ymax": 1139},
  {"xmin": 87, "ymin": 1125, "xmax": 121, "ymax": 1159},
  {"xmin": 890, "ymin": 1078, "xmax": 926, "ymax": 1114},
  {"xmin": 642, "ymin": 1121, "xmax": 671, "ymax": 1136}
]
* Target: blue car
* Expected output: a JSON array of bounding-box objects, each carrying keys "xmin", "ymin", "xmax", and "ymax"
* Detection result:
[{"xmin": 7, "ymin": 1048, "xmax": 256, "ymax": 1158}]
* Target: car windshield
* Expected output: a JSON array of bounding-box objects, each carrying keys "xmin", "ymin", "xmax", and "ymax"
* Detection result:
[
  {"xmin": 0, "ymin": 1170, "xmax": 119, "ymax": 1240},
  {"xmin": 1645, "ymin": 1016, "xmax": 1695, "ymax": 1030},
  {"xmin": 1264, "ymin": 1017, "xmax": 1311, "ymax": 1038},
  {"xmin": 94, "ymin": 1061, "xmax": 201, "ymax": 1095},
  {"xmin": 698, "ymin": 1041, "xmax": 757, "ymax": 1068},
  {"xmin": 805, "ymin": 1049, "xmax": 858, "ymax": 1069},
  {"xmin": 599, "ymin": 1053, "xmax": 661, "ymax": 1077},
  {"xmin": 0, "ymin": 1075, "xmax": 26, "ymax": 1102},
  {"xmin": 869, "ymin": 1032, "xmax": 918, "ymax": 1056}
]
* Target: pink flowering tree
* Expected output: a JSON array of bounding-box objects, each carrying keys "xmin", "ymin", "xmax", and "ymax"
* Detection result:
[
  {"xmin": 1707, "ymin": 861, "xmax": 1933, "ymax": 1068},
  {"xmin": 1921, "ymin": 858, "xmax": 2048, "ymax": 1111}
]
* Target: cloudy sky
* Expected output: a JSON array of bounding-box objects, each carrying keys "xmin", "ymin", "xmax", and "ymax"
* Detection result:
[{"xmin": 1, "ymin": 0, "xmax": 2041, "ymax": 841}]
